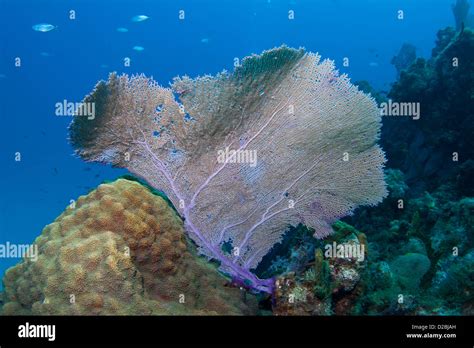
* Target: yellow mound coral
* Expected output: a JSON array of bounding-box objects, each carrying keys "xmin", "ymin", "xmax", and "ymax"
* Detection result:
[{"xmin": 1, "ymin": 179, "xmax": 257, "ymax": 315}]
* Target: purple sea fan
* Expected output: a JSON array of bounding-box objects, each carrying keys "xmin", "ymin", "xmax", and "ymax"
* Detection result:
[{"xmin": 69, "ymin": 46, "xmax": 387, "ymax": 293}]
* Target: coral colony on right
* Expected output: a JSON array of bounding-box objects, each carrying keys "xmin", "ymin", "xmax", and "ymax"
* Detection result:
[{"xmin": 0, "ymin": 1, "xmax": 472, "ymax": 317}]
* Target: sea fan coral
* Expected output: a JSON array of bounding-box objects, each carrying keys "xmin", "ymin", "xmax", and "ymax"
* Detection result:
[{"xmin": 69, "ymin": 46, "xmax": 387, "ymax": 292}]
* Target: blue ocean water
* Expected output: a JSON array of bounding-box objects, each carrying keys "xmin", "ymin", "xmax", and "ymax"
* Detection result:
[{"xmin": 0, "ymin": 0, "xmax": 454, "ymax": 284}]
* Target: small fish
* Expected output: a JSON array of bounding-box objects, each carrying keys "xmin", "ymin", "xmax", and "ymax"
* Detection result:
[
  {"xmin": 116, "ymin": 27, "xmax": 128, "ymax": 33},
  {"xmin": 200, "ymin": 37, "xmax": 210, "ymax": 44},
  {"xmin": 133, "ymin": 45, "xmax": 145, "ymax": 51},
  {"xmin": 40, "ymin": 52, "xmax": 52, "ymax": 57},
  {"xmin": 100, "ymin": 64, "xmax": 109, "ymax": 68},
  {"xmin": 131, "ymin": 15, "xmax": 149, "ymax": 22},
  {"xmin": 369, "ymin": 62, "xmax": 379, "ymax": 67},
  {"xmin": 32, "ymin": 23, "xmax": 56, "ymax": 32}
]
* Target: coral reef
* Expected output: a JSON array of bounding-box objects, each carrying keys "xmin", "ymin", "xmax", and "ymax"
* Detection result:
[
  {"xmin": 383, "ymin": 28, "xmax": 474, "ymax": 194},
  {"xmin": 69, "ymin": 46, "xmax": 387, "ymax": 292},
  {"xmin": 256, "ymin": 224, "xmax": 319, "ymax": 279},
  {"xmin": 356, "ymin": 26, "xmax": 474, "ymax": 313},
  {"xmin": 391, "ymin": 43, "xmax": 417, "ymax": 78},
  {"xmin": 431, "ymin": 249, "xmax": 474, "ymax": 314},
  {"xmin": 270, "ymin": 162, "xmax": 472, "ymax": 315},
  {"xmin": 272, "ymin": 222, "xmax": 368, "ymax": 315},
  {"xmin": 346, "ymin": 173, "xmax": 473, "ymax": 315},
  {"xmin": 390, "ymin": 253, "xmax": 431, "ymax": 291},
  {"xmin": 2, "ymin": 24, "xmax": 470, "ymax": 318},
  {"xmin": 1, "ymin": 179, "xmax": 257, "ymax": 315}
]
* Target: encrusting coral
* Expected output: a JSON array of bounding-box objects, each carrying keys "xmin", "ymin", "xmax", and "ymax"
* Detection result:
[{"xmin": 1, "ymin": 179, "xmax": 257, "ymax": 315}]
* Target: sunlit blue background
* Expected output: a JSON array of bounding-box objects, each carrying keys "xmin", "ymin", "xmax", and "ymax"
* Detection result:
[{"xmin": 0, "ymin": 0, "xmax": 454, "ymax": 284}]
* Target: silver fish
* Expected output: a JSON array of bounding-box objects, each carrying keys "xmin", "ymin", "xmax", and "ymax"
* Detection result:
[
  {"xmin": 131, "ymin": 15, "xmax": 149, "ymax": 22},
  {"xmin": 32, "ymin": 23, "xmax": 56, "ymax": 32}
]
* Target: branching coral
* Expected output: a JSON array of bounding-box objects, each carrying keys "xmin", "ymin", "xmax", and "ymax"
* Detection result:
[{"xmin": 69, "ymin": 46, "xmax": 387, "ymax": 293}]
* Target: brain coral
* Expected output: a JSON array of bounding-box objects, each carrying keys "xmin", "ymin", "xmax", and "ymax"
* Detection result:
[{"xmin": 1, "ymin": 179, "xmax": 257, "ymax": 315}]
